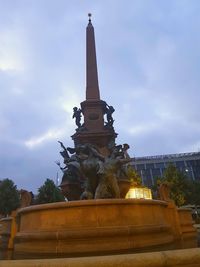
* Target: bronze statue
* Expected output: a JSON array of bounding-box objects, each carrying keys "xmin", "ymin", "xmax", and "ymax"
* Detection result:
[
  {"xmin": 57, "ymin": 141, "xmax": 85, "ymax": 200},
  {"xmin": 58, "ymin": 141, "xmax": 70, "ymax": 165},
  {"xmin": 76, "ymin": 144, "xmax": 105, "ymax": 199},
  {"xmin": 95, "ymin": 148, "xmax": 130, "ymax": 199},
  {"xmin": 103, "ymin": 102, "xmax": 115, "ymax": 127},
  {"xmin": 122, "ymin": 143, "xmax": 130, "ymax": 159},
  {"xmin": 116, "ymin": 143, "xmax": 131, "ymax": 179},
  {"xmin": 72, "ymin": 107, "xmax": 82, "ymax": 128},
  {"xmin": 79, "ymin": 144, "xmax": 131, "ymax": 199},
  {"xmin": 57, "ymin": 141, "xmax": 132, "ymax": 200},
  {"xmin": 106, "ymin": 105, "xmax": 115, "ymax": 126}
]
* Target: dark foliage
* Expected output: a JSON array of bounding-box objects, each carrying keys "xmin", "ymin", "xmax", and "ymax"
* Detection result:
[
  {"xmin": 0, "ymin": 178, "xmax": 20, "ymax": 217},
  {"xmin": 153, "ymin": 164, "xmax": 190, "ymax": 206},
  {"xmin": 36, "ymin": 179, "xmax": 65, "ymax": 204}
]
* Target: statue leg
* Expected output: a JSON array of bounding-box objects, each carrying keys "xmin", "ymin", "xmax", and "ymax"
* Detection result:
[
  {"xmin": 80, "ymin": 176, "xmax": 97, "ymax": 200},
  {"xmin": 80, "ymin": 191, "xmax": 93, "ymax": 200},
  {"xmin": 95, "ymin": 175, "xmax": 121, "ymax": 199},
  {"xmin": 110, "ymin": 176, "xmax": 120, "ymax": 198},
  {"xmin": 95, "ymin": 176, "xmax": 112, "ymax": 199}
]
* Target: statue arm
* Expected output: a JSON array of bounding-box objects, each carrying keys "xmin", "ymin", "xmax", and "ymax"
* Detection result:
[
  {"xmin": 118, "ymin": 158, "xmax": 132, "ymax": 165},
  {"xmin": 58, "ymin": 141, "xmax": 67, "ymax": 151},
  {"xmin": 87, "ymin": 145, "xmax": 105, "ymax": 161}
]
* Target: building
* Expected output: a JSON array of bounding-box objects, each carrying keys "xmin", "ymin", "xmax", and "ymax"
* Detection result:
[{"xmin": 131, "ymin": 152, "xmax": 200, "ymax": 187}]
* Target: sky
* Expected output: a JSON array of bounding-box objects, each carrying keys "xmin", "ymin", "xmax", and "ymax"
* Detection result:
[{"xmin": 0, "ymin": 0, "xmax": 200, "ymax": 192}]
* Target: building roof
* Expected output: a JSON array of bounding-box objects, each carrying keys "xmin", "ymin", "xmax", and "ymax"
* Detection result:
[{"xmin": 132, "ymin": 152, "xmax": 200, "ymax": 163}]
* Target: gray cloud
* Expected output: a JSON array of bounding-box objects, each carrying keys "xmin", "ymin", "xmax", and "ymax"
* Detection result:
[{"xmin": 0, "ymin": 0, "xmax": 200, "ymax": 192}]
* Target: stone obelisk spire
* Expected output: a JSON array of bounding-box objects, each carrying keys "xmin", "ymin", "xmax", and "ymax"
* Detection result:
[
  {"xmin": 72, "ymin": 14, "xmax": 117, "ymax": 155},
  {"xmin": 86, "ymin": 13, "xmax": 100, "ymax": 100}
]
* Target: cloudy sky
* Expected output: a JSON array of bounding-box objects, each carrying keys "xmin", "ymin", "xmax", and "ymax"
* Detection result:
[{"xmin": 0, "ymin": 0, "xmax": 200, "ymax": 192}]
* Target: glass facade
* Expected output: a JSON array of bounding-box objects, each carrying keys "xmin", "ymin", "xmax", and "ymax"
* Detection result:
[
  {"xmin": 175, "ymin": 161, "xmax": 185, "ymax": 168},
  {"xmin": 132, "ymin": 152, "xmax": 200, "ymax": 187},
  {"xmin": 155, "ymin": 162, "xmax": 165, "ymax": 168},
  {"xmin": 137, "ymin": 164, "xmax": 145, "ymax": 171},
  {"xmin": 152, "ymin": 168, "xmax": 161, "ymax": 178}
]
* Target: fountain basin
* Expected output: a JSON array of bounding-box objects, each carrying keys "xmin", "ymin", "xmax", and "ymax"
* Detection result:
[{"xmin": 13, "ymin": 199, "xmax": 195, "ymax": 259}]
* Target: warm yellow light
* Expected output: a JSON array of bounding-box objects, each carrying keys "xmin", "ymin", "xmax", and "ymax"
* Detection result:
[{"xmin": 126, "ymin": 187, "xmax": 152, "ymax": 199}]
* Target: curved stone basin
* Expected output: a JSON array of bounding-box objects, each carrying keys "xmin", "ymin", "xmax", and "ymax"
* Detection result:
[
  {"xmin": 14, "ymin": 199, "xmax": 177, "ymax": 259},
  {"xmin": 0, "ymin": 217, "xmax": 12, "ymax": 260}
]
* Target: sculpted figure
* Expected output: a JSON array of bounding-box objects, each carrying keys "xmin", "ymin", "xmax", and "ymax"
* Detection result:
[
  {"xmin": 107, "ymin": 143, "xmax": 131, "ymax": 180},
  {"xmin": 104, "ymin": 103, "xmax": 115, "ymax": 126},
  {"xmin": 158, "ymin": 182, "xmax": 171, "ymax": 201},
  {"xmin": 72, "ymin": 107, "xmax": 82, "ymax": 128},
  {"xmin": 122, "ymin": 143, "xmax": 130, "ymax": 159},
  {"xmin": 58, "ymin": 141, "xmax": 70, "ymax": 166},
  {"xmin": 117, "ymin": 143, "xmax": 131, "ymax": 179},
  {"xmin": 19, "ymin": 189, "xmax": 33, "ymax": 208},
  {"xmin": 57, "ymin": 141, "xmax": 132, "ymax": 200},
  {"xmin": 106, "ymin": 105, "xmax": 115, "ymax": 126},
  {"xmin": 57, "ymin": 141, "xmax": 84, "ymax": 200},
  {"xmin": 95, "ymin": 146, "xmax": 131, "ymax": 199},
  {"xmin": 76, "ymin": 144, "xmax": 105, "ymax": 200}
]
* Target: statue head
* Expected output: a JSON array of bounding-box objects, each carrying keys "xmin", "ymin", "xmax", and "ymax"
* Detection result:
[{"xmin": 123, "ymin": 143, "xmax": 130, "ymax": 151}]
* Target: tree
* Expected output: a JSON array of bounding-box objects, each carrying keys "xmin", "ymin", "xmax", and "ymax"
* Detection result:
[
  {"xmin": 126, "ymin": 166, "xmax": 142, "ymax": 186},
  {"xmin": 184, "ymin": 180, "xmax": 200, "ymax": 205},
  {"xmin": 36, "ymin": 179, "xmax": 65, "ymax": 204},
  {"xmin": 0, "ymin": 178, "xmax": 20, "ymax": 217},
  {"xmin": 155, "ymin": 164, "xmax": 189, "ymax": 206}
]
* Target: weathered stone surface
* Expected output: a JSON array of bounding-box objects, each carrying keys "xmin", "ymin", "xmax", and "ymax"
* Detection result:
[
  {"xmin": 11, "ymin": 199, "xmax": 197, "ymax": 259},
  {"xmin": 178, "ymin": 207, "xmax": 197, "ymax": 248},
  {"xmin": 1, "ymin": 248, "xmax": 200, "ymax": 267},
  {"xmin": 0, "ymin": 213, "xmax": 17, "ymax": 260}
]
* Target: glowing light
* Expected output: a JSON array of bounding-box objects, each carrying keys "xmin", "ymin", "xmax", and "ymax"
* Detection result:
[{"xmin": 126, "ymin": 186, "xmax": 152, "ymax": 200}]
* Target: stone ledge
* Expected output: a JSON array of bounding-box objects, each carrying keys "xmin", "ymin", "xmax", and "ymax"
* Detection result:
[
  {"xmin": 1, "ymin": 248, "xmax": 200, "ymax": 267},
  {"xmin": 15, "ymin": 224, "xmax": 171, "ymax": 240},
  {"xmin": 17, "ymin": 199, "xmax": 167, "ymax": 214}
]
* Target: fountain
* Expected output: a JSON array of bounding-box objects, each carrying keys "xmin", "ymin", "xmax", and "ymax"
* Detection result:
[{"xmin": 0, "ymin": 14, "xmax": 198, "ymax": 263}]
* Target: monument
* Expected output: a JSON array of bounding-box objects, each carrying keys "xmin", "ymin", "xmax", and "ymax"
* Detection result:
[
  {"xmin": 0, "ymin": 15, "xmax": 198, "ymax": 262},
  {"xmin": 58, "ymin": 14, "xmax": 132, "ymax": 201},
  {"xmin": 72, "ymin": 13, "xmax": 117, "ymax": 153}
]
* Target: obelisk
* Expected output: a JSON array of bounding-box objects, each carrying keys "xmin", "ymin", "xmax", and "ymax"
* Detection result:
[{"xmin": 72, "ymin": 14, "xmax": 117, "ymax": 155}]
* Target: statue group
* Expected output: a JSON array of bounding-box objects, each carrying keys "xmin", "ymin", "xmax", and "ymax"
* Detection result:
[
  {"xmin": 56, "ymin": 103, "xmax": 134, "ymax": 201},
  {"xmin": 72, "ymin": 101, "xmax": 115, "ymax": 130},
  {"xmin": 57, "ymin": 141, "xmax": 132, "ymax": 200}
]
